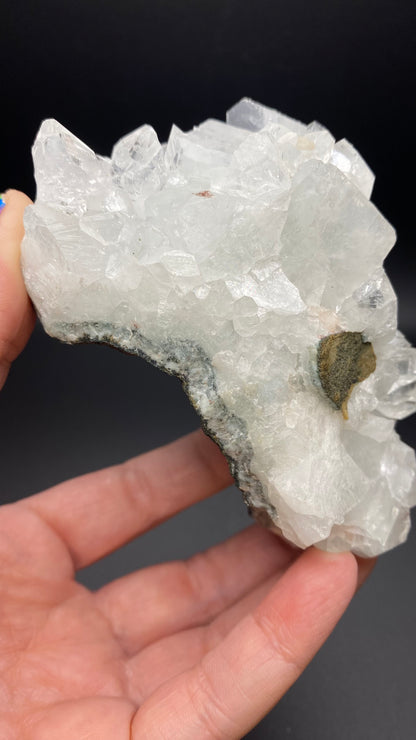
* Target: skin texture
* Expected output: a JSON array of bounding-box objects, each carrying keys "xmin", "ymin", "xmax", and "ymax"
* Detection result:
[{"xmin": 0, "ymin": 190, "xmax": 376, "ymax": 739}]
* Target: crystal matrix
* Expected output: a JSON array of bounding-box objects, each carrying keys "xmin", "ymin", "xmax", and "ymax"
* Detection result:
[{"xmin": 21, "ymin": 98, "xmax": 416, "ymax": 556}]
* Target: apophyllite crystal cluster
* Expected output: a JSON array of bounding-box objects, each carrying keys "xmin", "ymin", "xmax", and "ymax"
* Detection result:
[{"xmin": 21, "ymin": 98, "xmax": 416, "ymax": 557}]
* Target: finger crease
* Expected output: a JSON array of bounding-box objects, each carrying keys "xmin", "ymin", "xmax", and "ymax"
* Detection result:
[
  {"xmin": 251, "ymin": 610, "xmax": 303, "ymax": 675},
  {"xmin": 189, "ymin": 664, "xmax": 240, "ymax": 740}
]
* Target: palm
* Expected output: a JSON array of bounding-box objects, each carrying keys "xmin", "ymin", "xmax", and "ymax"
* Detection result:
[
  {"xmin": 0, "ymin": 455, "xmax": 286, "ymax": 738},
  {"xmin": 0, "ymin": 191, "xmax": 375, "ymax": 739},
  {"xmin": 0, "ymin": 437, "xmax": 302, "ymax": 739},
  {"xmin": 0, "ymin": 539, "xmax": 133, "ymax": 739}
]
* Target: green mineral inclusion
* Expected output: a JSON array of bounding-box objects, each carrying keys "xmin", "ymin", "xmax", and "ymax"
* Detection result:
[{"xmin": 317, "ymin": 331, "xmax": 377, "ymax": 419}]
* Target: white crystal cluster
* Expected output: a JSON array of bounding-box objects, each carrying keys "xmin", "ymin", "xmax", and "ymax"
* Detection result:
[{"xmin": 21, "ymin": 98, "xmax": 416, "ymax": 556}]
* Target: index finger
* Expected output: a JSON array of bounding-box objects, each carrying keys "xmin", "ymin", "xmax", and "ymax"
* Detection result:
[
  {"xmin": 132, "ymin": 547, "xmax": 359, "ymax": 739},
  {"xmin": 22, "ymin": 428, "xmax": 234, "ymax": 570}
]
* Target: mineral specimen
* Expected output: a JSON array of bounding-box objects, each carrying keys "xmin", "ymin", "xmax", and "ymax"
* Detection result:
[{"xmin": 21, "ymin": 97, "xmax": 416, "ymax": 556}]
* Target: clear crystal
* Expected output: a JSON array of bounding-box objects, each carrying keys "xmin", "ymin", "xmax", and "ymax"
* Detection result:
[{"xmin": 21, "ymin": 98, "xmax": 416, "ymax": 557}]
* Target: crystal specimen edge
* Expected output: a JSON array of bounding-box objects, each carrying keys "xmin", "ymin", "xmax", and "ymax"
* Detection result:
[{"xmin": 21, "ymin": 97, "xmax": 416, "ymax": 557}]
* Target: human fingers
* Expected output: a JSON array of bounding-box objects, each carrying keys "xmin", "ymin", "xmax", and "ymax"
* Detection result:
[
  {"xmin": 0, "ymin": 190, "xmax": 36, "ymax": 389},
  {"xmin": 23, "ymin": 697, "xmax": 137, "ymax": 740},
  {"xmin": 132, "ymin": 548, "xmax": 358, "ymax": 739},
  {"xmin": 128, "ymin": 547, "xmax": 374, "ymax": 703},
  {"xmin": 22, "ymin": 429, "xmax": 233, "ymax": 570},
  {"xmin": 127, "ymin": 571, "xmax": 277, "ymax": 703},
  {"xmin": 95, "ymin": 524, "xmax": 298, "ymax": 655}
]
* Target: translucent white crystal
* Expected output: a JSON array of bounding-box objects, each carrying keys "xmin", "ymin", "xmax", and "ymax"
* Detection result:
[{"xmin": 21, "ymin": 97, "xmax": 416, "ymax": 557}]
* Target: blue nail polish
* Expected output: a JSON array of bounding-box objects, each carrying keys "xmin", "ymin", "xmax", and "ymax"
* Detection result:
[{"xmin": 0, "ymin": 194, "xmax": 5, "ymax": 212}]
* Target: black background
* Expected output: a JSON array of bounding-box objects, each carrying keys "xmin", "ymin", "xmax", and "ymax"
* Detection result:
[{"xmin": 1, "ymin": 1, "xmax": 415, "ymax": 737}]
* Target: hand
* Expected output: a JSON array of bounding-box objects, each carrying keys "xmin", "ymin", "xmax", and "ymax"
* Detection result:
[{"xmin": 0, "ymin": 191, "xmax": 376, "ymax": 739}]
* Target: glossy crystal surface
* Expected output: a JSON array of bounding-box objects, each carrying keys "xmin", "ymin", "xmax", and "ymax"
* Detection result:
[{"xmin": 21, "ymin": 98, "xmax": 416, "ymax": 556}]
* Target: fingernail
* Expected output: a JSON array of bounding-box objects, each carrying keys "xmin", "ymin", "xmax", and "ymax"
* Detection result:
[{"xmin": 0, "ymin": 193, "xmax": 6, "ymax": 213}]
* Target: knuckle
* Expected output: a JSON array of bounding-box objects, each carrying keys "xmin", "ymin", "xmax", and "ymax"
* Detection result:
[
  {"xmin": 184, "ymin": 549, "xmax": 228, "ymax": 618},
  {"xmin": 252, "ymin": 610, "xmax": 303, "ymax": 674},
  {"xmin": 117, "ymin": 458, "xmax": 156, "ymax": 522},
  {"xmin": 189, "ymin": 665, "xmax": 237, "ymax": 740}
]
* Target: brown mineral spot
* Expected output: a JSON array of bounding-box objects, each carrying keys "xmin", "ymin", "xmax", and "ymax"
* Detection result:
[
  {"xmin": 317, "ymin": 331, "xmax": 376, "ymax": 420},
  {"xmin": 194, "ymin": 190, "xmax": 213, "ymax": 197}
]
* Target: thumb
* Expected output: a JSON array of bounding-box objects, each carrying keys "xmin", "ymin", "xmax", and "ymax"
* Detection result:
[{"xmin": 0, "ymin": 189, "xmax": 36, "ymax": 389}]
